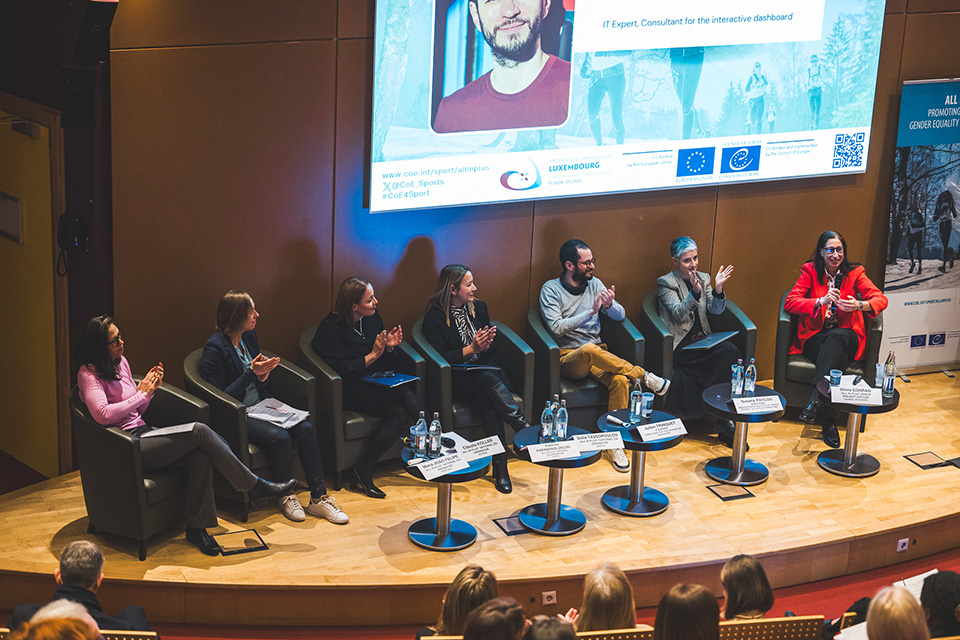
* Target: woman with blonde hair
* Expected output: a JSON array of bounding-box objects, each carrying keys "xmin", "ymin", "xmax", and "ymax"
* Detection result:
[
  {"xmin": 563, "ymin": 563, "xmax": 645, "ymax": 632},
  {"xmin": 867, "ymin": 586, "xmax": 929, "ymax": 640},
  {"xmin": 418, "ymin": 564, "xmax": 499, "ymax": 638}
]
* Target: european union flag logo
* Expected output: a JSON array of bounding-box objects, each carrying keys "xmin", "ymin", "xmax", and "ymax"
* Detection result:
[
  {"xmin": 929, "ymin": 332, "xmax": 946, "ymax": 346},
  {"xmin": 910, "ymin": 334, "xmax": 927, "ymax": 348},
  {"xmin": 720, "ymin": 146, "xmax": 761, "ymax": 173},
  {"xmin": 677, "ymin": 147, "xmax": 715, "ymax": 177}
]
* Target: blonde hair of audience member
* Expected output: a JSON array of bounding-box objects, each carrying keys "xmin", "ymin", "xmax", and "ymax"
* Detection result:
[
  {"xmin": 720, "ymin": 554, "xmax": 774, "ymax": 620},
  {"xmin": 571, "ymin": 563, "xmax": 640, "ymax": 632},
  {"xmin": 426, "ymin": 263, "xmax": 475, "ymax": 326},
  {"xmin": 11, "ymin": 618, "xmax": 100, "ymax": 640},
  {"xmin": 463, "ymin": 596, "xmax": 528, "ymax": 640},
  {"xmin": 866, "ymin": 586, "xmax": 930, "ymax": 640},
  {"xmin": 433, "ymin": 564, "xmax": 499, "ymax": 636},
  {"xmin": 653, "ymin": 584, "xmax": 720, "ymax": 640},
  {"xmin": 27, "ymin": 600, "xmax": 101, "ymax": 640},
  {"xmin": 523, "ymin": 616, "xmax": 576, "ymax": 640}
]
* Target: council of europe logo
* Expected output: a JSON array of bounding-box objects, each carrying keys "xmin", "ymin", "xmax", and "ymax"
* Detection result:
[
  {"xmin": 720, "ymin": 146, "xmax": 761, "ymax": 174},
  {"xmin": 910, "ymin": 334, "xmax": 927, "ymax": 348},
  {"xmin": 677, "ymin": 147, "xmax": 715, "ymax": 177},
  {"xmin": 500, "ymin": 162, "xmax": 542, "ymax": 191},
  {"xmin": 929, "ymin": 332, "xmax": 946, "ymax": 346}
]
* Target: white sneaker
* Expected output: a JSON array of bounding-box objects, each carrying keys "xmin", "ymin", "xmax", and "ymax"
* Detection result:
[
  {"xmin": 605, "ymin": 448, "xmax": 630, "ymax": 473},
  {"xmin": 643, "ymin": 371, "xmax": 671, "ymax": 396},
  {"xmin": 306, "ymin": 495, "xmax": 349, "ymax": 524},
  {"xmin": 279, "ymin": 494, "xmax": 306, "ymax": 522}
]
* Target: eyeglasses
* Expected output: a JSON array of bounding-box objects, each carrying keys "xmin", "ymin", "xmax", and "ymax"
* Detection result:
[
  {"xmin": 108, "ymin": 331, "xmax": 124, "ymax": 347},
  {"xmin": 577, "ymin": 259, "xmax": 596, "ymax": 267},
  {"xmin": 823, "ymin": 247, "xmax": 844, "ymax": 255}
]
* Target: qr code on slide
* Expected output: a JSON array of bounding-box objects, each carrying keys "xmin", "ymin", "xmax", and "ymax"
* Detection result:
[{"xmin": 832, "ymin": 132, "xmax": 865, "ymax": 169}]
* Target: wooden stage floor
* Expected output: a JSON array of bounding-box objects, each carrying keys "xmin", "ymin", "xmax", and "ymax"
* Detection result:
[{"xmin": 2, "ymin": 375, "xmax": 960, "ymax": 627}]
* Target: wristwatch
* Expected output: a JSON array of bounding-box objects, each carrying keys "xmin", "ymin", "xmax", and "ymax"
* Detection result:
[{"xmin": 857, "ymin": 300, "xmax": 863, "ymax": 312}]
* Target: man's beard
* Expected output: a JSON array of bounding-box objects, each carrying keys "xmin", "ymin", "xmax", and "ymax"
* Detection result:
[
  {"xmin": 479, "ymin": 9, "xmax": 544, "ymax": 68},
  {"xmin": 571, "ymin": 268, "xmax": 592, "ymax": 285}
]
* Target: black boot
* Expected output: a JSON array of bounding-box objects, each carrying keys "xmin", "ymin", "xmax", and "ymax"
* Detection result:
[
  {"xmin": 485, "ymin": 382, "xmax": 530, "ymax": 433},
  {"xmin": 185, "ymin": 527, "xmax": 220, "ymax": 556},
  {"xmin": 491, "ymin": 454, "xmax": 512, "ymax": 494},
  {"xmin": 248, "ymin": 477, "xmax": 297, "ymax": 501}
]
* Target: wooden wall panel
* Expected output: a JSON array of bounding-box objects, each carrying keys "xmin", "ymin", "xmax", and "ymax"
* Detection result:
[
  {"xmin": 111, "ymin": 42, "xmax": 336, "ymax": 384},
  {"xmin": 111, "ymin": 0, "xmax": 337, "ymax": 49},
  {"xmin": 900, "ymin": 11, "xmax": 960, "ymax": 82},
  {"xmin": 906, "ymin": 0, "xmax": 960, "ymax": 13},
  {"xmin": 339, "ymin": 0, "xmax": 375, "ymax": 40}
]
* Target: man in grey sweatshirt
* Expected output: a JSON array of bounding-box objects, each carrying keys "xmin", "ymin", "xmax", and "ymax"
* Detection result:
[{"xmin": 539, "ymin": 239, "xmax": 670, "ymax": 471}]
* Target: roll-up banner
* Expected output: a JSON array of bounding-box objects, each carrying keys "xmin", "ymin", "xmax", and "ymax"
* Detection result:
[{"xmin": 882, "ymin": 78, "xmax": 960, "ymax": 372}]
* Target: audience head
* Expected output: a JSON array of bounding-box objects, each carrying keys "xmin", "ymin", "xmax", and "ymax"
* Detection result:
[
  {"xmin": 720, "ymin": 554, "xmax": 774, "ymax": 620},
  {"xmin": 76, "ymin": 316, "xmax": 121, "ymax": 381},
  {"xmin": 867, "ymin": 586, "xmax": 929, "ymax": 640},
  {"xmin": 215, "ymin": 290, "xmax": 256, "ymax": 336},
  {"xmin": 575, "ymin": 562, "xmax": 636, "ymax": 632},
  {"xmin": 669, "ymin": 236, "xmax": 697, "ymax": 259},
  {"xmin": 435, "ymin": 564, "xmax": 500, "ymax": 635},
  {"xmin": 334, "ymin": 276, "xmax": 373, "ymax": 323},
  {"xmin": 463, "ymin": 596, "xmax": 527, "ymax": 640},
  {"xmin": 559, "ymin": 239, "xmax": 590, "ymax": 271},
  {"xmin": 56, "ymin": 541, "xmax": 104, "ymax": 591},
  {"xmin": 27, "ymin": 600, "xmax": 100, "ymax": 640},
  {"xmin": 812, "ymin": 230, "xmax": 851, "ymax": 280},
  {"xmin": 427, "ymin": 264, "xmax": 475, "ymax": 322},
  {"xmin": 523, "ymin": 616, "xmax": 576, "ymax": 640},
  {"xmin": 921, "ymin": 570, "xmax": 960, "ymax": 633},
  {"xmin": 653, "ymin": 584, "xmax": 720, "ymax": 640}
]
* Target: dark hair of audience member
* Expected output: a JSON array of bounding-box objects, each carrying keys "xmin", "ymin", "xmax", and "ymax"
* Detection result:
[
  {"xmin": 523, "ymin": 616, "xmax": 576, "ymax": 640},
  {"xmin": 11, "ymin": 618, "xmax": 100, "ymax": 640},
  {"xmin": 867, "ymin": 586, "xmax": 929, "ymax": 640},
  {"xmin": 333, "ymin": 276, "xmax": 372, "ymax": 325},
  {"xmin": 559, "ymin": 239, "xmax": 589, "ymax": 270},
  {"xmin": 575, "ymin": 562, "xmax": 637, "ymax": 632},
  {"xmin": 653, "ymin": 583, "xmax": 720, "ymax": 640},
  {"xmin": 76, "ymin": 316, "xmax": 120, "ymax": 381},
  {"xmin": 433, "ymin": 564, "xmax": 499, "ymax": 636},
  {"xmin": 463, "ymin": 596, "xmax": 527, "ymax": 640},
  {"xmin": 720, "ymin": 554, "xmax": 774, "ymax": 620},
  {"xmin": 921, "ymin": 570, "xmax": 960, "ymax": 635},
  {"xmin": 215, "ymin": 290, "xmax": 254, "ymax": 335},
  {"xmin": 59, "ymin": 541, "xmax": 104, "ymax": 590}
]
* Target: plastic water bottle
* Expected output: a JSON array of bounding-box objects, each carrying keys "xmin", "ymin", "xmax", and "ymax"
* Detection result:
[
  {"xmin": 411, "ymin": 411, "xmax": 427, "ymax": 458},
  {"xmin": 539, "ymin": 401, "xmax": 554, "ymax": 444},
  {"xmin": 744, "ymin": 358, "xmax": 757, "ymax": 396},
  {"xmin": 875, "ymin": 362, "xmax": 885, "ymax": 389},
  {"xmin": 555, "ymin": 399, "xmax": 568, "ymax": 441},
  {"xmin": 882, "ymin": 351, "xmax": 896, "ymax": 398},
  {"xmin": 731, "ymin": 359, "xmax": 744, "ymax": 398},
  {"xmin": 629, "ymin": 381, "xmax": 643, "ymax": 423},
  {"xmin": 427, "ymin": 412, "xmax": 442, "ymax": 457}
]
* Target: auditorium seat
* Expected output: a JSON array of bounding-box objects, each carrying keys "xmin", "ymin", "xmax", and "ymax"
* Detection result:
[
  {"xmin": 298, "ymin": 325, "xmax": 426, "ymax": 491},
  {"xmin": 182, "ymin": 348, "xmax": 315, "ymax": 521},
  {"xmin": 774, "ymin": 289, "xmax": 884, "ymax": 409},
  {"xmin": 638, "ymin": 290, "xmax": 757, "ymax": 384},
  {"xmin": 71, "ymin": 383, "xmax": 207, "ymax": 561},
  {"xmin": 411, "ymin": 317, "xmax": 534, "ymax": 446},
  {"xmin": 526, "ymin": 307, "xmax": 645, "ymax": 428}
]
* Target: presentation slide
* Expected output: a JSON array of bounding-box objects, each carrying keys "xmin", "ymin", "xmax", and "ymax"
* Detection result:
[{"xmin": 370, "ymin": 0, "xmax": 884, "ymax": 212}]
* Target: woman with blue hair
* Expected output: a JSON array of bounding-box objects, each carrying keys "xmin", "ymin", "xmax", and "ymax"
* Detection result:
[{"xmin": 657, "ymin": 237, "xmax": 741, "ymax": 447}]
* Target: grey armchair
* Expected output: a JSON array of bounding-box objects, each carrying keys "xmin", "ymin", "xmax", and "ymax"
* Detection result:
[
  {"xmin": 774, "ymin": 289, "xmax": 884, "ymax": 408},
  {"xmin": 71, "ymin": 382, "xmax": 208, "ymax": 561},
  {"xmin": 638, "ymin": 290, "xmax": 757, "ymax": 382},
  {"xmin": 411, "ymin": 318, "xmax": 534, "ymax": 446},
  {"xmin": 526, "ymin": 307, "xmax": 644, "ymax": 428},
  {"xmin": 298, "ymin": 325, "xmax": 426, "ymax": 491},
  {"xmin": 182, "ymin": 348, "xmax": 316, "ymax": 521}
]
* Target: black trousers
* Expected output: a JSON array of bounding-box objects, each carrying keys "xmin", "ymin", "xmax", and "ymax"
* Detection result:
[
  {"xmin": 803, "ymin": 327, "xmax": 859, "ymax": 423},
  {"xmin": 452, "ymin": 368, "xmax": 516, "ymax": 444},
  {"xmin": 246, "ymin": 417, "xmax": 326, "ymax": 498},
  {"xmin": 666, "ymin": 340, "xmax": 741, "ymax": 419},
  {"xmin": 343, "ymin": 380, "xmax": 424, "ymax": 471},
  {"xmin": 138, "ymin": 422, "xmax": 258, "ymax": 529}
]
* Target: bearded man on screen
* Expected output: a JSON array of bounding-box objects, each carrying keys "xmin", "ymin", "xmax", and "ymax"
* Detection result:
[{"xmin": 433, "ymin": 0, "xmax": 571, "ymax": 134}]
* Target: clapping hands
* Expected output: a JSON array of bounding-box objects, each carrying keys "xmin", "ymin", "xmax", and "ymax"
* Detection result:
[
  {"xmin": 470, "ymin": 325, "xmax": 497, "ymax": 353},
  {"xmin": 250, "ymin": 353, "xmax": 280, "ymax": 382},
  {"xmin": 590, "ymin": 285, "xmax": 616, "ymax": 314},
  {"xmin": 136, "ymin": 362, "xmax": 164, "ymax": 396}
]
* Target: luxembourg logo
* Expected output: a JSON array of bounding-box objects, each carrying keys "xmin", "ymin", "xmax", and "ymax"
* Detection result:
[
  {"xmin": 676, "ymin": 147, "xmax": 715, "ymax": 177},
  {"xmin": 720, "ymin": 146, "xmax": 761, "ymax": 174},
  {"xmin": 500, "ymin": 161, "xmax": 542, "ymax": 191}
]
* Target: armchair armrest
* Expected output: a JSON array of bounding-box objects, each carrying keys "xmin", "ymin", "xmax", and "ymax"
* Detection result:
[
  {"xmin": 262, "ymin": 350, "xmax": 317, "ymax": 426},
  {"xmin": 865, "ymin": 312, "xmax": 884, "ymax": 385},
  {"xmin": 411, "ymin": 318, "xmax": 454, "ymax": 428},
  {"xmin": 142, "ymin": 382, "xmax": 210, "ymax": 427},
  {"xmin": 712, "ymin": 299, "xmax": 757, "ymax": 363},
  {"xmin": 600, "ymin": 314, "xmax": 645, "ymax": 366},
  {"xmin": 774, "ymin": 290, "xmax": 796, "ymax": 384},
  {"xmin": 492, "ymin": 320, "xmax": 535, "ymax": 423},
  {"xmin": 395, "ymin": 342, "xmax": 426, "ymax": 403},
  {"xmin": 639, "ymin": 292, "xmax": 673, "ymax": 380},
  {"xmin": 527, "ymin": 307, "xmax": 561, "ymax": 403},
  {"xmin": 182, "ymin": 350, "xmax": 249, "ymax": 465},
  {"xmin": 298, "ymin": 326, "xmax": 346, "ymax": 455}
]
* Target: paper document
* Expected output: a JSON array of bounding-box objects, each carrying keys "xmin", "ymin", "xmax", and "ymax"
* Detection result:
[
  {"xmin": 246, "ymin": 398, "xmax": 308, "ymax": 429},
  {"xmin": 140, "ymin": 423, "xmax": 197, "ymax": 438},
  {"xmin": 896, "ymin": 569, "xmax": 938, "ymax": 601}
]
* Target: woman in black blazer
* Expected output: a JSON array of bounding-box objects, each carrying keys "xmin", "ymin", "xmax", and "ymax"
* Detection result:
[
  {"xmin": 200, "ymin": 291, "xmax": 348, "ymax": 524},
  {"xmin": 421, "ymin": 264, "xmax": 530, "ymax": 493}
]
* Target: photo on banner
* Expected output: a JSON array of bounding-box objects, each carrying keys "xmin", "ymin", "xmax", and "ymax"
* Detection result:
[
  {"xmin": 882, "ymin": 79, "xmax": 960, "ymax": 371},
  {"xmin": 370, "ymin": 0, "xmax": 885, "ymax": 211}
]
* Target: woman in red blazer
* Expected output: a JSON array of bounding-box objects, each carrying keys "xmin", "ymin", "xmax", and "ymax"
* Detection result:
[{"xmin": 784, "ymin": 231, "xmax": 888, "ymax": 447}]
